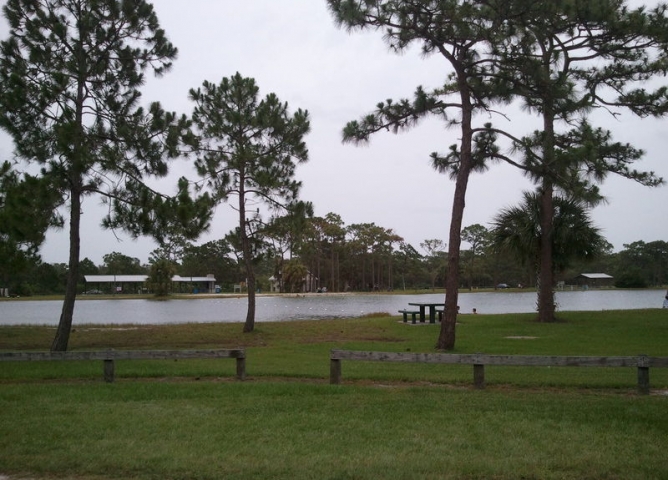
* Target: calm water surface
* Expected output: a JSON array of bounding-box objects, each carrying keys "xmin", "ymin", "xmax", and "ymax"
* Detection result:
[{"xmin": 1, "ymin": 289, "xmax": 665, "ymax": 326}]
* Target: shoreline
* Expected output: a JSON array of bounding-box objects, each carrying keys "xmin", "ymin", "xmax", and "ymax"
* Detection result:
[{"xmin": 2, "ymin": 286, "xmax": 658, "ymax": 303}]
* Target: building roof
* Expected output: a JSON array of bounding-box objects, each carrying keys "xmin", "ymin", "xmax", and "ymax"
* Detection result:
[
  {"xmin": 172, "ymin": 275, "xmax": 216, "ymax": 283},
  {"xmin": 577, "ymin": 273, "xmax": 613, "ymax": 279},
  {"xmin": 85, "ymin": 275, "xmax": 216, "ymax": 283},
  {"xmin": 84, "ymin": 275, "xmax": 148, "ymax": 283}
]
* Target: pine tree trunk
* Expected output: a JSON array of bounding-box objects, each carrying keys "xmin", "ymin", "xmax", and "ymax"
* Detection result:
[
  {"xmin": 437, "ymin": 73, "xmax": 473, "ymax": 350},
  {"xmin": 331, "ymin": 246, "xmax": 335, "ymax": 292},
  {"xmin": 537, "ymin": 100, "xmax": 556, "ymax": 323},
  {"xmin": 239, "ymin": 183, "xmax": 256, "ymax": 332},
  {"xmin": 335, "ymin": 251, "xmax": 340, "ymax": 292},
  {"xmin": 243, "ymin": 260, "xmax": 256, "ymax": 332},
  {"xmin": 437, "ymin": 162, "xmax": 471, "ymax": 349},
  {"xmin": 241, "ymin": 225, "xmax": 255, "ymax": 333},
  {"xmin": 51, "ymin": 189, "xmax": 81, "ymax": 351},
  {"xmin": 537, "ymin": 183, "xmax": 556, "ymax": 322},
  {"xmin": 52, "ymin": 58, "xmax": 87, "ymax": 351}
]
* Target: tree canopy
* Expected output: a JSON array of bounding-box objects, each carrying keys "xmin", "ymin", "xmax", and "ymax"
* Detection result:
[
  {"xmin": 327, "ymin": 0, "xmax": 516, "ymax": 349},
  {"xmin": 0, "ymin": 0, "xmax": 210, "ymax": 350},
  {"xmin": 328, "ymin": 0, "xmax": 668, "ymax": 335},
  {"xmin": 188, "ymin": 72, "xmax": 311, "ymax": 332},
  {"xmin": 486, "ymin": 0, "xmax": 668, "ymax": 321}
]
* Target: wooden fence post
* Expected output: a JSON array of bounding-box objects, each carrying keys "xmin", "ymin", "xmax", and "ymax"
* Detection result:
[
  {"xmin": 473, "ymin": 364, "xmax": 485, "ymax": 389},
  {"xmin": 103, "ymin": 359, "xmax": 115, "ymax": 383},
  {"xmin": 236, "ymin": 356, "xmax": 246, "ymax": 381},
  {"xmin": 472, "ymin": 353, "xmax": 485, "ymax": 389},
  {"xmin": 330, "ymin": 358, "xmax": 342, "ymax": 385},
  {"xmin": 637, "ymin": 355, "xmax": 650, "ymax": 395}
]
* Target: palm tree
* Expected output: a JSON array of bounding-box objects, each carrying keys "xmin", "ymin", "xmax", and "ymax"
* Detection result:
[{"xmin": 490, "ymin": 191, "xmax": 606, "ymax": 320}]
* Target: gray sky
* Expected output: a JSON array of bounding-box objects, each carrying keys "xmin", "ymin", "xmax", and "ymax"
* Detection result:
[{"xmin": 1, "ymin": 0, "xmax": 667, "ymax": 265}]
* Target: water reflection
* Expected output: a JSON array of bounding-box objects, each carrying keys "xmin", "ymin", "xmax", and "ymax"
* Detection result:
[{"xmin": 0, "ymin": 289, "xmax": 664, "ymax": 326}]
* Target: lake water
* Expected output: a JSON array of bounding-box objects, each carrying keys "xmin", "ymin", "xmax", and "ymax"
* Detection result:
[{"xmin": 1, "ymin": 289, "xmax": 666, "ymax": 326}]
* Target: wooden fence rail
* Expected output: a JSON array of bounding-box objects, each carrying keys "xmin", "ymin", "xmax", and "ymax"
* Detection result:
[
  {"xmin": 329, "ymin": 350, "xmax": 668, "ymax": 394},
  {"xmin": 0, "ymin": 349, "xmax": 246, "ymax": 383}
]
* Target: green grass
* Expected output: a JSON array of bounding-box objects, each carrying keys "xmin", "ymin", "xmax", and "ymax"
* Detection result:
[
  {"xmin": 1, "ymin": 309, "xmax": 668, "ymax": 479},
  {"xmin": 1, "ymin": 382, "xmax": 667, "ymax": 480},
  {"xmin": 2, "ymin": 310, "xmax": 667, "ymax": 388}
]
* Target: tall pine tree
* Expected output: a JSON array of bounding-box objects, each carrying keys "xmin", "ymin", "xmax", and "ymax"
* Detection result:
[
  {"xmin": 188, "ymin": 73, "xmax": 310, "ymax": 332},
  {"xmin": 0, "ymin": 0, "xmax": 211, "ymax": 350},
  {"xmin": 327, "ymin": 0, "xmax": 512, "ymax": 349},
  {"xmin": 490, "ymin": 0, "xmax": 668, "ymax": 322}
]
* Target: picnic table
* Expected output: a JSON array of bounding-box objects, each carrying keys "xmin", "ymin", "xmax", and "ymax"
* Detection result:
[{"xmin": 408, "ymin": 301, "xmax": 445, "ymax": 324}]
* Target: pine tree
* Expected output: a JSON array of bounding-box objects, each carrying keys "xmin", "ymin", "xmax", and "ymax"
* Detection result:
[
  {"xmin": 188, "ymin": 73, "xmax": 310, "ymax": 332},
  {"xmin": 327, "ymin": 0, "xmax": 512, "ymax": 349},
  {"xmin": 0, "ymin": 0, "xmax": 210, "ymax": 350},
  {"xmin": 491, "ymin": 0, "xmax": 668, "ymax": 322},
  {"xmin": 328, "ymin": 1, "xmax": 668, "ymax": 333},
  {"xmin": 0, "ymin": 161, "xmax": 62, "ymax": 292}
]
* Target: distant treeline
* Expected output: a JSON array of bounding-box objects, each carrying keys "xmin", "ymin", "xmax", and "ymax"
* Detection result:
[{"xmin": 2, "ymin": 219, "xmax": 666, "ymax": 296}]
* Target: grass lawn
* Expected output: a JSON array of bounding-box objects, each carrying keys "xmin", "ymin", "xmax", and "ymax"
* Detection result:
[{"xmin": 1, "ymin": 309, "xmax": 667, "ymax": 479}]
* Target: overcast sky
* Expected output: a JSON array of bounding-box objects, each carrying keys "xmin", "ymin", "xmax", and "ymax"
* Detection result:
[{"xmin": 1, "ymin": 0, "xmax": 667, "ymax": 265}]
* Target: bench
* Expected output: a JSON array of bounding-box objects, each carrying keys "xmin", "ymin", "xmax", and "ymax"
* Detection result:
[
  {"xmin": 0, "ymin": 348, "xmax": 246, "ymax": 383},
  {"xmin": 329, "ymin": 350, "xmax": 668, "ymax": 395},
  {"xmin": 398, "ymin": 309, "xmax": 421, "ymax": 324}
]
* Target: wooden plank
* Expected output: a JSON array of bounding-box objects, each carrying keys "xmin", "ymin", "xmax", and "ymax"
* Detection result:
[
  {"xmin": 0, "ymin": 349, "xmax": 245, "ymax": 362},
  {"xmin": 648, "ymin": 356, "xmax": 668, "ymax": 367},
  {"xmin": 472, "ymin": 355, "xmax": 640, "ymax": 368},
  {"xmin": 329, "ymin": 350, "xmax": 658, "ymax": 368},
  {"xmin": 330, "ymin": 350, "xmax": 466, "ymax": 364},
  {"xmin": 0, "ymin": 351, "xmax": 109, "ymax": 361}
]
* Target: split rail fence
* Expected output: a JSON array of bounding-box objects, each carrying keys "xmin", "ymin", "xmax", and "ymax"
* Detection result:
[
  {"xmin": 329, "ymin": 350, "xmax": 668, "ymax": 394},
  {"xmin": 0, "ymin": 349, "xmax": 246, "ymax": 382}
]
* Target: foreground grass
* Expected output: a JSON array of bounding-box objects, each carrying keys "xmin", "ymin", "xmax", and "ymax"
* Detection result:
[
  {"xmin": 1, "ymin": 309, "xmax": 667, "ymax": 479},
  {"xmin": 2, "ymin": 382, "xmax": 667, "ymax": 480}
]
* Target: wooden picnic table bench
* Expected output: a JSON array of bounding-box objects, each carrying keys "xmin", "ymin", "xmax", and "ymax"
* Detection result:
[
  {"xmin": 398, "ymin": 309, "xmax": 421, "ymax": 324},
  {"xmin": 407, "ymin": 302, "xmax": 445, "ymax": 323}
]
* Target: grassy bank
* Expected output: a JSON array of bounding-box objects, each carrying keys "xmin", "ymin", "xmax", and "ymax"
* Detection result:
[{"xmin": 1, "ymin": 310, "xmax": 667, "ymax": 479}]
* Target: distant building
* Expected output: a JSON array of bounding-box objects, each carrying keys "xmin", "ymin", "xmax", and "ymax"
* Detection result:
[
  {"xmin": 83, "ymin": 274, "xmax": 216, "ymax": 294},
  {"xmin": 574, "ymin": 273, "xmax": 614, "ymax": 288},
  {"xmin": 268, "ymin": 271, "xmax": 318, "ymax": 293},
  {"xmin": 268, "ymin": 276, "xmax": 280, "ymax": 293}
]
